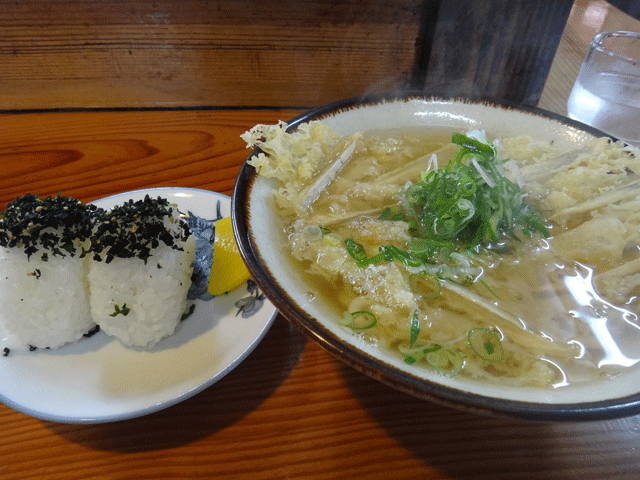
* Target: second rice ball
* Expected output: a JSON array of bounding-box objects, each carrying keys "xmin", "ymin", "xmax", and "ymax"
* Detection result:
[{"xmin": 88, "ymin": 195, "xmax": 195, "ymax": 347}]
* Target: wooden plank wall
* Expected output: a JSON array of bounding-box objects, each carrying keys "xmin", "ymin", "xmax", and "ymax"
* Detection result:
[
  {"xmin": 0, "ymin": 0, "xmax": 574, "ymax": 110},
  {"xmin": 0, "ymin": 0, "xmax": 425, "ymax": 109}
]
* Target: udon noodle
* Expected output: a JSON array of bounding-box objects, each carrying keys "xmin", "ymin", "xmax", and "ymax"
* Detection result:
[{"xmin": 243, "ymin": 120, "xmax": 640, "ymax": 388}]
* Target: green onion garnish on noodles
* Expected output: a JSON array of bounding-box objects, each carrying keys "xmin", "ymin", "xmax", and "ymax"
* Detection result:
[
  {"xmin": 340, "ymin": 311, "xmax": 377, "ymax": 330},
  {"xmin": 404, "ymin": 132, "xmax": 550, "ymax": 250},
  {"xmin": 344, "ymin": 239, "xmax": 423, "ymax": 268},
  {"xmin": 409, "ymin": 310, "xmax": 420, "ymax": 348},
  {"xmin": 379, "ymin": 245, "xmax": 423, "ymax": 268},
  {"xmin": 343, "ymin": 133, "xmax": 550, "ymax": 293},
  {"xmin": 344, "ymin": 238, "xmax": 372, "ymax": 266},
  {"xmin": 422, "ymin": 347, "xmax": 464, "ymax": 374},
  {"xmin": 450, "ymin": 132, "xmax": 495, "ymax": 157},
  {"xmin": 402, "ymin": 343, "xmax": 464, "ymax": 375},
  {"xmin": 379, "ymin": 206, "xmax": 406, "ymax": 221},
  {"xmin": 407, "ymin": 238, "xmax": 455, "ymax": 261},
  {"xmin": 479, "ymin": 279, "xmax": 500, "ymax": 299},
  {"xmin": 403, "ymin": 344, "xmax": 441, "ymax": 365},
  {"xmin": 468, "ymin": 328, "xmax": 504, "ymax": 362}
]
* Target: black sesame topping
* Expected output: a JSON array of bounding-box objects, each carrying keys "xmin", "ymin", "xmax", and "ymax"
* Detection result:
[
  {"xmin": 89, "ymin": 195, "xmax": 190, "ymax": 263},
  {"xmin": 3, "ymin": 348, "xmax": 9, "ymax": 357},
  {"xmin": 0, "ymin": 193, "xmax": 101, "ymax": 258}
]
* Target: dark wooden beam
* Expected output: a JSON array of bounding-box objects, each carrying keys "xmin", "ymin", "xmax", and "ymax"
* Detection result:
[{"xmin": 418, "ymin": 0, "xmax": 574, "ymax": 106}]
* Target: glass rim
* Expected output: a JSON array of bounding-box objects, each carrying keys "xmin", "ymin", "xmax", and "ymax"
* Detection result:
[{"xmin": 592, "ymin": 30, "xmax": 640, "ymax": 65}]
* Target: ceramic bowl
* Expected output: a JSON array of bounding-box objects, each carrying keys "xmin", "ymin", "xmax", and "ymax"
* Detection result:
[{"xmin": 232, "ymin": 93, "xmax": 640, "ymax": 421}]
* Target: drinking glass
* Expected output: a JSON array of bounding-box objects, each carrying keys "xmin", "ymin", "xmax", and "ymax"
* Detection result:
[{"xmin": 567, "ymin": 31, "xmax": 640, "ymax": 147}]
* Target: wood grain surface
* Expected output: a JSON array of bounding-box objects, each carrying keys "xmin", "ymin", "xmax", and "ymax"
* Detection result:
[
  {"xmin": 0, "ymin": 0, "xmax": 423, "ymax": 109},
  {"xmin": 0, "ymin": 108, "xmax": 302, "ymax": 206},
  {"xmin": 1, "ymin": 107, "xmax": 640, "ymax": 480}
]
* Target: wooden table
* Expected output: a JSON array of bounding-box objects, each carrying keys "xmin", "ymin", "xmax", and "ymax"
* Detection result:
[{"xmin": 2, "ymin": 2, "xmax": 640, "ymax": 479}]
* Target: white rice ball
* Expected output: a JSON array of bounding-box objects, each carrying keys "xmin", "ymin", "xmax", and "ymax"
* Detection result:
[
  {"xmin": 0, "ymin": 194, "xmax": 98, "ymax": 351},
  {"xmin": 0, "ymin": 248, "xmax": 94, "ymax": 350},
  {"xmin": 88, "ymin": 234, "xmax": 195, "ymax": 347}
]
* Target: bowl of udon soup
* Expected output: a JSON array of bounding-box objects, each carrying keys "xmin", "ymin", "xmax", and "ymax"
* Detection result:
[{"xmin": 232, "ymin": 93, "xmax": 640, "ymax": 421}]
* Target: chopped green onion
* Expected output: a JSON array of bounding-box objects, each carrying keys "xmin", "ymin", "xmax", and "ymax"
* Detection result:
[
  {"xmin": 344, "ymin": 238, "xmax": 370, "ymax": 266},
  {"xmin": 379, "ymin": 245, "xmax": 423, "ymax": 268},
  {"xmin": 407, "ymin": 238, "xmax": 455, "ymax": 261},
  {"xmin": 404, "ymin": 344, "xmax": 463, "ymax": 375},
  {"xmin": 379, "ymin": 206, "xmax": 406, "ymax": 221},
  {"xmin": 409, "ymin": 310, "xmax": 420, "ymax": 348},
  {"xmin": 446, "ymin": 349, "xmax": 464, "ymax": 375},
  {"xmin": 479, "ymin": 279, "xmax": 500, "ymax": 299},
  {"xmin": 403, "ymin": 344, "xmax": 440, "ymax": 365},
  {"xmin": 426, "ymin": 347, "xmax": 449, "ymax": 368},
  {"xmin": 425, "ymin": 347, "xmax": 464, "ymax": 374},
  {"xmin": 404, "ymin": 132, "xmax": 550, "ymax": 251},
  {"xmin": 341, "ymin": 310, "xmax": 377, "ymax": 330},
  {"xmin": 451, "ymin": 132, "xmax": 495, "ymax": 158},
  {"xmin": 468, "ymin": 328, "xmax": 504, "ymax": 362},
  {"xmin": 344, "ymin": 239, "xmax": 421, "ymax": 268},
  {"xmin": 403, "ymin": 354, "xmax": 419, "ymax": 365}
]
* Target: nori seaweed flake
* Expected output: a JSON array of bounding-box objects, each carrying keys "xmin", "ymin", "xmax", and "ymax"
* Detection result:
[
  {"xmin": 90, "ymin": 195, "xmax": 191, "ymax": 263},
  {"xmin": 83, "ymin": 325, "xmax": 101, "ymax": 337},
  {"xmin": 180, "ymin": 303, "xmax": 196, "ymax": 321},
  {"xmin": 27, "ymin": 269, "xmax": 42, "ymax": 279},
  {"xmin": 0, "ymin": 193, "xmax": 101, "ymax": 259}
]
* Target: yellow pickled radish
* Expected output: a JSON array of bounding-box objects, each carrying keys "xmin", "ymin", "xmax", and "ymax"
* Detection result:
[{"xmin": 207, "ymin": 216, "xmax": 251, "ymax": 295}]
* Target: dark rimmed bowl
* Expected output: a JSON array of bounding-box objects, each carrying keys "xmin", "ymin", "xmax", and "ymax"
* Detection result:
[{"xmin": 232, "ymin": 92, "xmax": 640, "ymax": 421}]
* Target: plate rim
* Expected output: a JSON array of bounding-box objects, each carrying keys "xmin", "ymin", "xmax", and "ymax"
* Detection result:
[{"xmin": 0, "ymin": 186, "xmax": 278, "ymax": 424}]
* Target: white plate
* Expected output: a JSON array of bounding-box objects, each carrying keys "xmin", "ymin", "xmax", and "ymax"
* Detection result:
[{"xmin": 0, "ymin": 187, "xmax": 278, "ymax": 423}]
